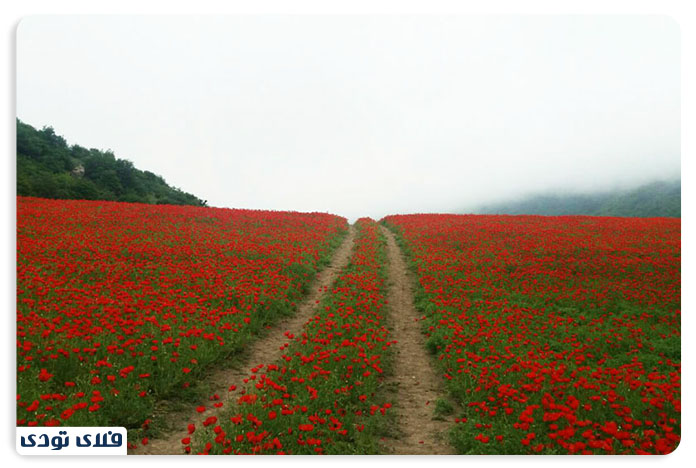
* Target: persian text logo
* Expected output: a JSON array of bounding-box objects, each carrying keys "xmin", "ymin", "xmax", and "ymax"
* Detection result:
[{"xmin": 17, "ymin": 427, "xmax": 127, "ymax": 455}]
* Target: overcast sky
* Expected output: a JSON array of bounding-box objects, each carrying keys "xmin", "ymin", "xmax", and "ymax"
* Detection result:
[{"xmin": 17, "ymin": 15, "xmax": 680, "ymax": 221}]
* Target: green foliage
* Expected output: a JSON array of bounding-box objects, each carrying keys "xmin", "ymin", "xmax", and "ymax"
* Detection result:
[
  {"xmin": 16, "ymin": 119, "xmax": 207, "ymax": 206},
  {"xmin": 433, "ymin": 398, "xmax": 454, "ymax": 420},
  {"xmin": 476, "ymin": 180, "xmax": 681, "ymax": 218}
]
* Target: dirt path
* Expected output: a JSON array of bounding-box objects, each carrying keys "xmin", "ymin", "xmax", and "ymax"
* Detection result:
[
  {"xmin": 134, "ymin": 225, "xmax": 355, "ymax": 455},
  {"xmin": 380, "ymin": 225, "xmax": 455, "ymax": 455}
]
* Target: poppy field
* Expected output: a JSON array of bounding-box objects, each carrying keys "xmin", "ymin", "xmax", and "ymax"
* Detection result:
[
  {"xmin": 16, "ymin": 197, "xmax": 681, "ymax": 456},
  {"xmin": 185, "ymin": 218, "xmax": 394, "ymax": 454},
  {"xmin": 16, "ymin": 197, "xmax": 348, "ymax": 433},
  {"xmin": 383, "ymin": 214, "xmax": 681, "ymax": 454}
]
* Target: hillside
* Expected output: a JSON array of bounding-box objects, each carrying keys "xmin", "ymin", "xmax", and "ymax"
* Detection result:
[
  {"xmin": 475, "ymin": 180, "xmax": 681, "ymax": 218},
  {"xmin": 16, "ymin": 119, "xmax": 206, "ymax": 206}
]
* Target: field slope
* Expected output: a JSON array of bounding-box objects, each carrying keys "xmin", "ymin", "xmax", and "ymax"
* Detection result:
[
  {"xmin": 384, "ymin": 214, "xmax": 680, "ymax": 454},
  {"xmin": 17, "ymin": 197, "xmax": 347, "ymax": 442}
]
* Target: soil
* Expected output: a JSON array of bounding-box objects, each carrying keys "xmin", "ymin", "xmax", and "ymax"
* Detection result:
[
  {"xmin": 379, "ymin": 225, "xmax": 455, "ymax": 455},
  {"xmin": 133, "ymin": 225, "xmax": 355, "ymax": 455}
]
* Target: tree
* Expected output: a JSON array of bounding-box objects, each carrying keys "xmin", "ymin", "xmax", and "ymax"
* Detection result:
[{"xmin": 16, "ymin": 119, "xmax": 207, "ymax": 206}]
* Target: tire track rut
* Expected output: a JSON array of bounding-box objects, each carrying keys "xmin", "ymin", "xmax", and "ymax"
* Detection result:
[{"xmin": 380, "ymin": 225, "xmax": 455, "ymax": 455}]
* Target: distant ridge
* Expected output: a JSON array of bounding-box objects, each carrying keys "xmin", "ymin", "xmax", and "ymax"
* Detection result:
[
  {"xmin": 16, "ymin": 119, "xmax": 206, "ymax": 206},
  {"xmin": 475, "ymin": 180, "xmax": 680, "ymax": 218}
]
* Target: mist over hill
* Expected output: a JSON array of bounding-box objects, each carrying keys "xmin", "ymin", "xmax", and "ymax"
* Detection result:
[
  {"xmin": 473, "ymin": 180, "xmax": 681, "ymax": 218},
  {"xmin": 16, "ymin": 119, "xmax": 207, "ymax": 206}
]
